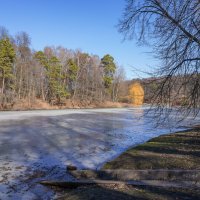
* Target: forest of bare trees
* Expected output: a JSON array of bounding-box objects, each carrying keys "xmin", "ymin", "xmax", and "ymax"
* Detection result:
[{"xmin": 0, "ymin": 26, "xmax": 126, "ymax": 109}]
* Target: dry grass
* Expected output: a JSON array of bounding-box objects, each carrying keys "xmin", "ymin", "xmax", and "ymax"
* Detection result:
[
  {"xmin": 9, "ymin": 98, "xmax": 133, "ymax": 111},
  {"xmin": 103, "ymin": 128, "xmax": 200, "ymax": 170}
]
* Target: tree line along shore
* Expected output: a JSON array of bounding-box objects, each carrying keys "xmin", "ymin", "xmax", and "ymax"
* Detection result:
[
  {"xmin": 1, "ymin": 26, "xmax": 194, "ymax": 111},
  {"xmin": 0, "ymin": 26, "xmax": 132, "ymax": 110}
]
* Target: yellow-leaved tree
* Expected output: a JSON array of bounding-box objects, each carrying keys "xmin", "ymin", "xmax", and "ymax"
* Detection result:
[{"xmin": 129, "ymin": 83, "xmax": 144, "ymax": 106}]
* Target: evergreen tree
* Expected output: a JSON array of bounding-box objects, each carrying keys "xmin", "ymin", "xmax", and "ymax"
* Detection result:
[
  {"xmin": 101, "ymin": 54, "xmax": 116, "ymax": 89},
  {"xmin": 0, "ymin": 38, "xmax": 16, "ymax": 94},
  {"xmin": 35, "ymin": 51, "xmax": 69, "ymax": 103},
  {"xmin": 67, "ymin": 58, "xmax": 79, "ymax": 94}
]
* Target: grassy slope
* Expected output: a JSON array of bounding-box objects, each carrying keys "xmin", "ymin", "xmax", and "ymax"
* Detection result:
[
  {"xmin": 58, "ymin": 128, "xmax": 200, "ymax": 200},
  {"xmin": 103, "ymin": 128, "xmax": 200, "ymax": 170}
]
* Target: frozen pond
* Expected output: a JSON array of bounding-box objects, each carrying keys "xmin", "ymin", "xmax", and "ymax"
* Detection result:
[{"xmin": 0, "ymin": 107, "xmax": 199, "ymax": 199}]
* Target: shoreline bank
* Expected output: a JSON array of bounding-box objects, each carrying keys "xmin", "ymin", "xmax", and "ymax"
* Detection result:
[
  {"xmin": 103, "ymin": 127, "xmax": 200, "ymax": 170},
  {"xmin": 0, "ymin": 99, "xmax": 134, "ymax": 111},
  {"xmin": 57, "ymin": 128, "xmax": 200, "ymax": 200}
]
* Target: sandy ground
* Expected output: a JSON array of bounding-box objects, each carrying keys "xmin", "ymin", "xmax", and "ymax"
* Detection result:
[{"xmin": 0, "ymin": 108, "xmax": 199, "ymax": 199}]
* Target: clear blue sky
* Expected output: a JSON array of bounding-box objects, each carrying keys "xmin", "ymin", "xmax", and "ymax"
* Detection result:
[{"xmin": 0, "ymin": 0, "xmax": 157, "ymax": 79}]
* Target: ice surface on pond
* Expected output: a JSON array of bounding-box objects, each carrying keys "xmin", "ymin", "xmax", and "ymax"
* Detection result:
[{"xmin": 0, "ymin": 108, "xmax": 199, "ymax": 199}]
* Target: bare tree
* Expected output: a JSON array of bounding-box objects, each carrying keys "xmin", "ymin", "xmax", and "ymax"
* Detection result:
[
  {"xmin": 0, "ymin": 26, "xmax": 9, "ymax": 39},
  {"xmin": 119, "ymin": 0, "xmax": 200, "ymax": 119},
  {"xmin": 112, "ymin": 67, "xmax": 126, "ymax": 102},
  {"xmin": 14, "ymin": 32, "xmax": 32, "ymax": 100}
]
